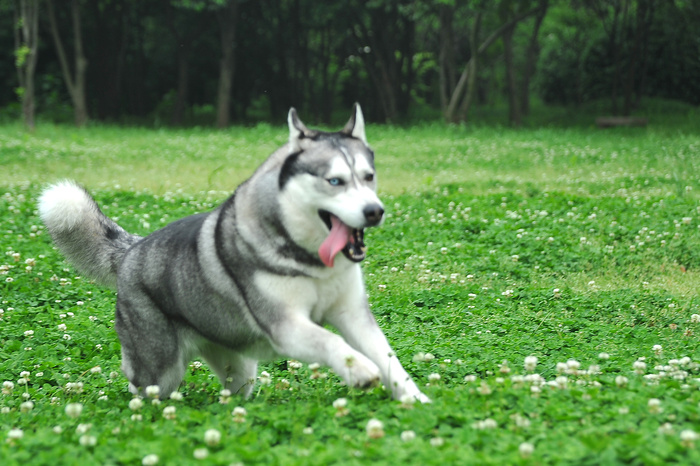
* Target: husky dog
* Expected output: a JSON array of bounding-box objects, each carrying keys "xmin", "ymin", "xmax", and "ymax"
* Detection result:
[{"xmin": 39, "ymin": 104, "xmax": 429, "ymax": 403}]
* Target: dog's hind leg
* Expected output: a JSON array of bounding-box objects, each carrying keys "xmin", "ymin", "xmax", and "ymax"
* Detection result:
[
  {"xmin": 200, "ymin": 345, "xmax": 258, "ymax": 398},
  {"xmin": 115, "ymin": 296, "xmax": 191, "ymax": 397}
]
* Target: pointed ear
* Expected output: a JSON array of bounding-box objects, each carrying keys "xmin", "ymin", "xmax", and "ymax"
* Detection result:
[
  {"xmin": 342, "ymin": 103, "xmax": 368, "ymax": 145},
  {"xmin": 288, "ymin": 108, "xmax": 311, "ymax": 152}
]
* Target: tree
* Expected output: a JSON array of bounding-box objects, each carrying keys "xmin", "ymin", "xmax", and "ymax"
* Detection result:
[
  {"xmin": 215, "ymin": 0, "xmax": 238, "ymax": 128},
  {"xmin": 350, "ymin": 0, "xmax": 416, "ymax": 122},
  {"xmin": 500, "ymin": 0, "xmax": 550, "ymax": 126},
  {"xmin": 442, "ymin": 1, "xmax": 546, "ymax": 123},
  {"xmin": 13, "ymin": 0, "xmax": 40, "ymax": 130},
  {"xmin": 164, "ymin": 0, "xmax": 209, "ymax": 125},
  {"xmin": 583, "ymin": 0, "xmax": 658, "ymax": 115},
  {"xmin": 47, "ymin": 0, "xmax": 89, "ymax": 127},
  {"xmin": 519, "ymin": 1, "xmax": 548, "ymax": 116}
]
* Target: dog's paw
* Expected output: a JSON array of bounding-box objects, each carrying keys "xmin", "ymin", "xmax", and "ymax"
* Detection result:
[
  {"xmin": 342, "ymin": 354, "xmax": 381, "ymax": 389},
  {"xmin": 413, "ymin": 391, "xmax": 432, "ymax": 404},
  {"xmin": 395, "ymin": 382, "xmax": 431, "ymax": 404}
]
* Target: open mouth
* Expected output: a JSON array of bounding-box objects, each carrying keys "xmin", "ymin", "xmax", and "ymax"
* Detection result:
[{"xmin": 318, "ymin": 210, "xmax": 366, "ymax": 267}]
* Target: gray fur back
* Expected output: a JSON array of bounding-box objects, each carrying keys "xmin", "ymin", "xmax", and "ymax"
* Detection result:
[{"xmin": 38, "ymin": 181, "xmax": 141, "ymax": 288}]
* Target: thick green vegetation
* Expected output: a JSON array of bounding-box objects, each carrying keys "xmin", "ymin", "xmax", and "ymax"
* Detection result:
[{"xmin": 1, "ymin": 109, "xmax": 699, "ymax": 464}]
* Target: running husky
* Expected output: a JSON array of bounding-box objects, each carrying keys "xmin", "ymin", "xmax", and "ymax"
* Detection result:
[{"xmin": 39, "ymin": 104, "xmax": 429, "ymax": 403}]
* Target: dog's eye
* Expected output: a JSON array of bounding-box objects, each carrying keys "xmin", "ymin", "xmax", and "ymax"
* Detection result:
[
  {"xmin": 328, "ymin": 178, "xmax": 344, "ymax": 186},
  {"xmin": 364, "ymin": 173, "xmax": 374, "ymax": 182}
]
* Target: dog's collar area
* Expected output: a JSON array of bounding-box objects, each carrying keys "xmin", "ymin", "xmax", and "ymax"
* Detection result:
[{"xmin": 318, "ymin": 210, "xmax": 366, "ymax": 264}]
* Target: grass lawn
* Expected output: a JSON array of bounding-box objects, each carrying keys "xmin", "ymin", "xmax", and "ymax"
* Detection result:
[{"xmin": 1, "ymin": 103, "xmax": 700, "ymax": 464}]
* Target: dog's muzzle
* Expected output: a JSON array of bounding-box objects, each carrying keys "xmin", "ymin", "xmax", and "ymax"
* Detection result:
[{"xmin": 318, "ymin": 209, "xmax": 381, "ymax": 267}]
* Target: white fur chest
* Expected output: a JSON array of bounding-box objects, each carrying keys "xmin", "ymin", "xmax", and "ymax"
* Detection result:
[{"xmin": 254, "ymin": 263, "xmax": 366, "ymax": 324}]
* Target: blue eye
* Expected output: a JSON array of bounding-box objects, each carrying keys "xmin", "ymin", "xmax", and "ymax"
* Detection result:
[{"xmin": 328, "ymin": 178, "xmax": 344, "ymax": 186}]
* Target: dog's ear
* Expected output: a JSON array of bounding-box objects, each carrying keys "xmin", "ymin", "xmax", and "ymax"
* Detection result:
[
  {"xmin": 288, "ymin": 108, "xmax": 311, "ymax": 153},
  {"xmin": 342, "ymin": 103, "xmax": 368, "ymax": 145}
]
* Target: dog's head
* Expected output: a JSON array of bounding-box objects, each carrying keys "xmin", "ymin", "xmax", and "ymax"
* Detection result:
[{"xmin": 279, "ymin": 104, "xmax": 384, "ymax": 267}]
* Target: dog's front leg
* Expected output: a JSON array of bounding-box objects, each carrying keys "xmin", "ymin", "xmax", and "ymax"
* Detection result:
[
  {"xmin": 267, "ymin": 313, "xmax": 382, "ymax": 389},
  {"xmin": 327, "ymin": 309, "xmax": 431, "ymax": 403}
]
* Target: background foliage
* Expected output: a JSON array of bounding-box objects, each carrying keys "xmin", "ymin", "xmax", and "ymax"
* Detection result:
[{"xmin": 1, "ymin": 0, "xmax": 698, "ymax": 127}]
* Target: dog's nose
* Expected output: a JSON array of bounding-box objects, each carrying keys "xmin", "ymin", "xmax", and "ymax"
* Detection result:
[{"xmin": 363, "ymin": 204, "xmax": 384, "ymax": 226}]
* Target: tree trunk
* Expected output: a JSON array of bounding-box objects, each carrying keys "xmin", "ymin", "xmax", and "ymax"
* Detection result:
[
  {"xmin": 14, "ymin": 0, "xmax": 40, "ymax": 130},
  {"xmin": 456, "ymin": 11, "xmax": 481, "ymax": 122},
  {"xmin": 438, "ymin": 3, "xmax": 456, "ymax": 114},
  {"xmin": 47, "ymin": 0, "xmax": 89, "ymax": 127},
  {"xmin": 445, "ymin": 6, "xmax": 542, "ymax": 122},
  {"xmin": 215, "ymin": 0, "xmax": 239, "ymax": 128},
  {"xmin": 503, "ymin": 23, "xmax": 521, "ymax": 126},
  {"xmin": 173, "ymin": 53, "xmax": 189, "ymax": 125},
  {"xmin": 519, "ymin": 1, "xmax": 548, "ymax": 116}
]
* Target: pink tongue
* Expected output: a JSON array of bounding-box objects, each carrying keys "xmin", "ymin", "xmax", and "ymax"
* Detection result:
[{"xmin": 318, "ymin": 215, "xmax": 352, "ymax": 267}]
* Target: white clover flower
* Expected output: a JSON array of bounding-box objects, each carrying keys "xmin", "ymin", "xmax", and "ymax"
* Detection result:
[
  {"xmin": 145, "ymin": 385, "xmax": 160, "ymax": 398},
  {"xmin": 680, "ymin": 429, "xmax": 699, "ymax": 442},
  {"xmin": 401, "ymin": 430, "xmax": 416, "ymax": 442},
  {"xmin": 20, "ymin": 401, "xmax": 34, "ymax": 412},
  {"xmin": 567, "ymin": 359, "xmax": 581, "ymax": 370},
  {"xmin": 478, "ymin": 382, "xmax": 492, "ymax": 395},
  {"xmin": 232, "ymin": 406, "xmax": 247, "ymax": 423},
  {"xmin": 691, "ymin": 314, "xmax": 700, "ymax": 324},
  {"xmin": 464, "ymin": 374, "xmax": 477, "ymax": 383},
  {"xmin": 302, "ymin": 427, "xmax": 314, "ymax": 435},
  {"xmin": 333, "ymin": 397, "xmax": 349, "ymax": 417},
  {"xmin": 524, "ymin": 356, "xmax": 538, "ymax": 372},
  {"xmin": 193, "ymin": 448, "xmax": 209, "ymax": 460},
  {"xmin": 473, "ymin": 418, "xmax": 497, "ymax": 430},
  {"xmin": 615, "ymin": 376, "xmax": 629, "ymax": 388},
  {"xmin": 169, "ymin": 391, "xmax": 183, "ymax": 401},
  {"xmin": 65, "ymin": 402, "xmax": 83, "ymax": 418},
  {"xmin": 219, "ymin": 389, "xmax": 232, "ymax": 404},
  {"xmin": 142, "ymin": 454, "xmax": 159, "ymax": 465},
  {"xmin": 519, "ymin": 442, "xmax": 535, "ymax": 458},
  {"xmin": 2, "ymin": 381, "xmax": 14, "ymax": 395},
  {"xmin": 633, "ymin": 360, "xmax": 647, "ymax": 374},
  {"xmin": 204, "ymin": 428, "xmax": 221, "ymax": 447},
  {"xmin": 7, "ymin": 428, "xmax": 23, "ymax": 441},
  {"xmin": 79, "ymin": 435, "xmax": 97, "ymax": 447},
  {"xmin": 555, "ymin": 376, "xmax": 568, "ymax": 389},
  {"xmin": 428, "ymin": 373, "xmax": 441, "ymax": 383},
  {"xmin": 90, "ymin": 366, "xmax": 101, "ymax": 374},
  {"xmin": 430, "ymin": 437, "xmax": 445, "ymax": 447},
  {"xmin": 648, "ymin": 398, "xmax": 662, "ymax": 414},
  {"xmin": 258, "ymin": 371, "xmax": 272, "ymax": 385},
  {"xmin": 599, "ymin": 352, "xmax": 610, "ymax": 360},
  {"xmin": 366, "ymin": 418, "xmax": 385, "ymax": 439},
  {"xmin": 76, "ymin": 423, "xmax": 92, "ymax": 435},
  {"xmin": 163, "ymin": 406, "xmax": 176, "ymax": 420},
  {"xmin": 658, "ymin": 423, "xmax": 674, "ymax": 435},
  {"xmin": 288, "ymin": 360, "xmax": 303, "ymax": 371},
  {"xmin": 129, "ymin": 398, "xmax": 144, "ymax": 411},
  {"xmin": 653, "ymin": 345, "xmax": 663, "ymax": 356},
  {"xmin": 512, "ymin": 413, "xmax": 531, "ymax": 429},
  {"xmin": 399, "ymin": 393, "xmax": 416, "ymax": 409}
]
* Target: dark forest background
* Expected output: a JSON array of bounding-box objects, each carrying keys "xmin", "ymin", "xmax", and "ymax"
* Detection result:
[{"xmin": 3, "ymin": 0, "xmax": 699, "ymax": 129}]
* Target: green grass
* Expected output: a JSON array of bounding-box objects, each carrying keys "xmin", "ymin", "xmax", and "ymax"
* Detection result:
[{"xmin": 1, "ymin": 106, "xmax": 700, "ymax": 464}]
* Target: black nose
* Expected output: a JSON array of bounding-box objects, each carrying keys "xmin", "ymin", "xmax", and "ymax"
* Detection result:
[{"xmin": 363, "ymin": 204, "xmax": 384, "ymax": 226}]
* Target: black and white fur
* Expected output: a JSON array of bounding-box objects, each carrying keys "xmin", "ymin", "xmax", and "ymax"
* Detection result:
[{"xmin": 39, "ymin": 104, "xmax": 429, "ymax": 403}]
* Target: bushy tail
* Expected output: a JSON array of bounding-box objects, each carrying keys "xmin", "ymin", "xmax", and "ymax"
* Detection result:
[{"xmin": 38, "ymin": 181, "xmax": 141, "ymax": 288}]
